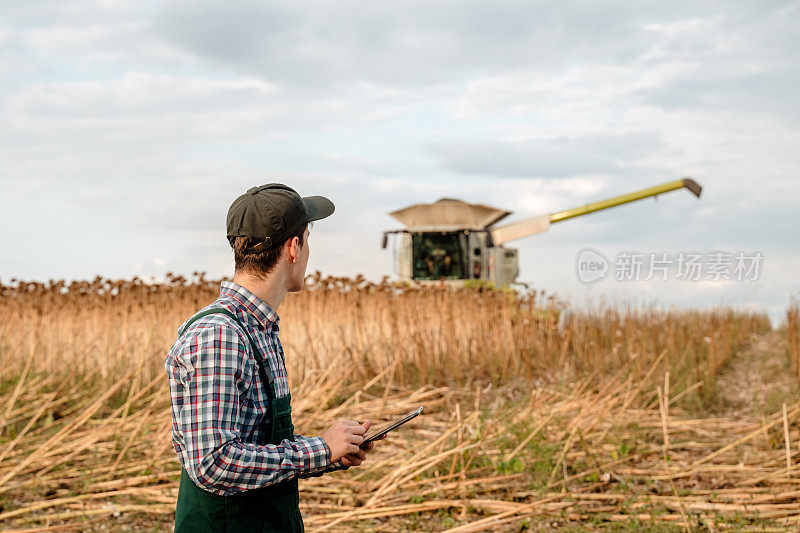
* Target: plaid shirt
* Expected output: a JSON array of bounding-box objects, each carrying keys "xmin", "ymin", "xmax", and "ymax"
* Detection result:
[{"xmin": 165, "ymin": 281, "xmax": 345, "ymax": 496}]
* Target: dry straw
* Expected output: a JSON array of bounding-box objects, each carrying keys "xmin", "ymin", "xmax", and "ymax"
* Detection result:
[{"xmin": 0, "ymin": 273, "xmax": 796, "ymax": 531}]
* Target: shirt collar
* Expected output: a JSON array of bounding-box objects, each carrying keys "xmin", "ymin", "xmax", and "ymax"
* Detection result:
[{"xmin": 219, "ymin": 280, "xmax": 280, "ymax": 331}]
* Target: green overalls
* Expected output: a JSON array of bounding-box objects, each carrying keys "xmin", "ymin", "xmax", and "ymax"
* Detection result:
[{"xmin": 173, "ymin": 308, "xmax": 304, "ymax": 533}]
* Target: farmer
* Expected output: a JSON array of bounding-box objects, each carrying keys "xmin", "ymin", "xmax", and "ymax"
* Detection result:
[{"xmin": 165, "ymin": 183, "xmax": 377, "ymax": 532}]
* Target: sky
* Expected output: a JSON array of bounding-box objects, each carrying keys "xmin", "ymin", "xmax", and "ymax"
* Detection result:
[{"xmin": 1, "ymin": 1, "xmax": 798, "ymax": 323}]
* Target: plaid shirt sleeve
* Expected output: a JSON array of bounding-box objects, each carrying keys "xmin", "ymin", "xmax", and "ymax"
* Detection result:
[
  {"xmin": 298, "ymin": 440, "xmax": 350, "ymax": 478},
  {"xmin": 168, "ymin": 323, "xmax": 333, "ymax": 495}
]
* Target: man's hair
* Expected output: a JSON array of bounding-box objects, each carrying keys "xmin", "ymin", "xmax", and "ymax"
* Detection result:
[{"xmin": 230, "ymin": 223, "xmax": 307, "ymax": 278}]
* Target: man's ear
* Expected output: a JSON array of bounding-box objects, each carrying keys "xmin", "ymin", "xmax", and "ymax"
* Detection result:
[{"xmin": 285, "ymin": 236, "xmax": 299, "ymax": 263}]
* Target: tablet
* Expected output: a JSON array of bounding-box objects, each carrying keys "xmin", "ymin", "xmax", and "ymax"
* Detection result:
[{"xmin": 360, "ymin": 406, "xmax": 423, "ymax": 449}]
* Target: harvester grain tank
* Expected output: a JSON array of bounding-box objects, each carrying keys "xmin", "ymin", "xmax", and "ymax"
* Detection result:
[{"xmin": 381, "ymin": 178, "xmax": 703, "ymax": 286}]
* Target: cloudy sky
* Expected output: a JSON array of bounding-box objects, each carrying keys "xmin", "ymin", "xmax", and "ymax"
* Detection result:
[{"xmin": 1, "ymin": 1, "xmax": 798, "ymax": 322}]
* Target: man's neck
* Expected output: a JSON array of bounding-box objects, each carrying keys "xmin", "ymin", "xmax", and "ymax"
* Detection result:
[{"xmin": 232, "ymin": 270, "xmax": 288, "ymax": 312}]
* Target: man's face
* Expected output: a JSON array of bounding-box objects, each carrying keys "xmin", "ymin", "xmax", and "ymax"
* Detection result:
[{"xmin": 287, "ymin": 225, "xmax": 310, "ymax": 292}]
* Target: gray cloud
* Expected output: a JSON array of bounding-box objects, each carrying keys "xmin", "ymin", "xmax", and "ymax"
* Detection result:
[
  {"xmin": 428, "ymin": 133, "xmax": 664, "ymax": 178},
  {"xmin": 644, "ymin": 68, "xmax": 800, "ymax": 122},
  {"xmin": 152, "ymin": 0, "xmax": 799, "ymax": 92},
  {"xmin": 152, "ymin": 0, "xmax": 697, "ymax": 87}
]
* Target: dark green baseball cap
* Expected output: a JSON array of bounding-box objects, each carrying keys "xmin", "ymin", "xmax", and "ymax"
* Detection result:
[{"xmin": 226, "ymin": 183, "xmax": 335, "ymax": 254}]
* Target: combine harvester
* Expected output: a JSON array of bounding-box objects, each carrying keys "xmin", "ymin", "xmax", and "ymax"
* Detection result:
[{"xmin": 381, "ymin": 178, "xmax": 702, "ymax": 287}]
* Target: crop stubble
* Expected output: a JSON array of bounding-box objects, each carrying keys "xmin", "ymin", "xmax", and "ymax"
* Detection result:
[{"xmin": 0, "ymin": 273, "xmax": 797, "ymax": 531}]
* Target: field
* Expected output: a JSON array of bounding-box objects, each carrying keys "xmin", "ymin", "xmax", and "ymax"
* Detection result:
[{"xmin": 1, "ymin": 273, "xmax": 799, "ymax": 532}]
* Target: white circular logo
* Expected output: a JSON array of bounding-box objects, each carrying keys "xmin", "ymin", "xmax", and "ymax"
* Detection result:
[{"xmin": 576, "ymin": 248, "xmax": 609, "ymax": 284}]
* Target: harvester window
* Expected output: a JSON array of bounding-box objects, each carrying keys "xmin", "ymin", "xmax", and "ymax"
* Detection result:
[{"xmin": 412, "ymin": 232, "xmax": 464, "ymax": 280}]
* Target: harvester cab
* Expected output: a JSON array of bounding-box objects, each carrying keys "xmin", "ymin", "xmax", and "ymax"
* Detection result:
[{"xmin": 381, "ymin": 178, "xmax": 703, "ymax": 287}]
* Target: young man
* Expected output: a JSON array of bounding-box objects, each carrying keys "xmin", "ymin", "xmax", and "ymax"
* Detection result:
[{"xmin": 165, "ymin": 183, "xmax": 376, "ymax": 532}]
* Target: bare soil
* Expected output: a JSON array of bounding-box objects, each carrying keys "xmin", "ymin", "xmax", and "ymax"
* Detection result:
[{"xmin": 715, "ymin": 331, "xmax": 798, "ymax": 417}]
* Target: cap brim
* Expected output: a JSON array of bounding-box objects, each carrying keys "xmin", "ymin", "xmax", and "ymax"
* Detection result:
[{"xmin": 302, "ymin": 195, "xmax": 335, "ymax": 222}]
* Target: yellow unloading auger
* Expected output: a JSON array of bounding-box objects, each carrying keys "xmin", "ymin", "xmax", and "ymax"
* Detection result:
[{"xmin": 490, "ymin": 178, "xmax": 703, "ymax": 245}]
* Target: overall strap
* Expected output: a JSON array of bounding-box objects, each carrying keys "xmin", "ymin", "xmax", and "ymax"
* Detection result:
[{"xmin": 180, "ymin": 307, "xmax": 275, "ymax": 389}]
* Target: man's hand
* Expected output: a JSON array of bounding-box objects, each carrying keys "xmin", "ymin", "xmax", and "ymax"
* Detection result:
[
  {"xmin": 340, "ymin": 419, "xmax": 372, "ymax": 467},
  {"xmin": 340, "ymin": 419, "xmax": 388, "ymax": 467},
  {"xmin": 321, "ymin": 419, "xmax": 367, "ymax": 463}
]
